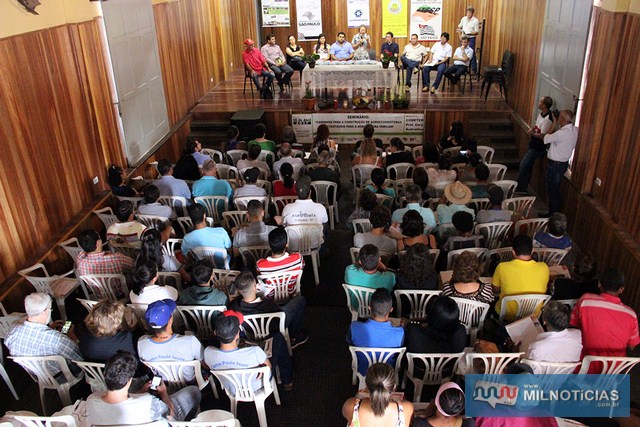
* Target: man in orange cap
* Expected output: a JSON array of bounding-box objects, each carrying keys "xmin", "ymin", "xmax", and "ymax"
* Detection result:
[{"xmin": 242, "ymin": 38, "xmax": 275, "ymax": 94}]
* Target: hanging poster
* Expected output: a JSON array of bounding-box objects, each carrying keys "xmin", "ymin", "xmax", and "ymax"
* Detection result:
[
  {"xmin": 261, "ymin": 0, "xmax": 290, "ymax": 27},
  {"xmin": 382, "ymin": 0, "xmax": 408, "ymax": 38},
  {"xmin": 296, "ymin": 0, "xmax": 323, "ymax": 41},
  {"xmin": 409, "ymin": 0, "xmax": 443, "ymax": 41},
  {"xmin": 347, "ymin": 0, "xmax": 370, "ymax": 28}
]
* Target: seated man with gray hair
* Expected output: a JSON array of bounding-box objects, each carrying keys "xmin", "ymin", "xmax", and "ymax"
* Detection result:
[{"xmin": 533, "ymin": 212, "xmax": 573, "ymax": 251}]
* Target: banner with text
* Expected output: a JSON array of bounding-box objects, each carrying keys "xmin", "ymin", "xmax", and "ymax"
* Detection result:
[
  {"xmin": 382, "ymin": 0, "xmax": 408, "ymax": 38},
  {"xmin": 292, "ymin": 113, "xmax": 424, "ymax": 145},
  {"xmin": 347, "ymin": 0, "xmax": 370, "ymax": 28},
  {"xmin": 296, "ymin": 0, "xmax": 323, "ymax": 40},
  {"xmin": 262, "ymin": 0, "xmax": 290, "ymax": 27},
  {"xmin": 410, "ymin": 0, "xmax": 443, "ymax": 41}
]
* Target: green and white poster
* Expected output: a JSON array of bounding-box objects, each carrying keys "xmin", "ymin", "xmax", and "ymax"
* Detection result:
[{"xmin": 262, "ymin": 0, "xmax": 290, "ymax": 27}]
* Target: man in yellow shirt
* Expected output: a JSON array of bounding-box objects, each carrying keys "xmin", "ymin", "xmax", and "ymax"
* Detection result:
[{"xmin": 492, "ymin": 234, "xmax": 549, "ymax": 321}]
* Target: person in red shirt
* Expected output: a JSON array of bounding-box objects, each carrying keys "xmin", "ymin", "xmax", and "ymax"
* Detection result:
[
  {"xmin": 242, "ymin": 38, "xmax": 275, "ymax": 94},
  {"xmin": 570, "ymin": 268, "xmax": 640, "ymax": 361}
]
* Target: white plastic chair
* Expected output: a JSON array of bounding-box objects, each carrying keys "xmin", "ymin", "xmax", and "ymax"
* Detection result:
[
  {"xmin": 310, "ymin": 180, "xmax": 339, "ymax": 230},
  {"xmin": 0, "ymin": 312, "xmax": 22, "ymax": 400},
  {"xmin": 175, "ymin": 217, "xmax": 214, "ymax": 236},
  {"xmin": 190, "ymin": 247, "xmax": 230, "ymax": 270},
  {"xmin": 210, "ymin": 365, "xmax": 280, "ymax": 427},
  {"xmin": 394, "ymin": 290, "xmax": 441, "ymax": 321},
  {"xmin": 257, "ymin": 150, "xmax": 275, "ymax": 165},
  {"xmin": 387, "ymin": 162, "xmax": 415, "ymax": 180},
  {"xmin": 499, "ymin": 294, "xmax": 551, "ymax": 321},
  {"xmin": 243, "ymin": 312, "xmax": 292, "ymax": 356},
  {"xmin": 514, "ymin": 217, "xmax": 548, "ymax": 238},
  {"xmin": 9, "ymin": 355, "xmax": 84, "ymax": 415},
  {"xmin": 216, "ymin": 164, "xmax": 239, "ymax": 180},
  {"xmin": 239, "ymin": 245, "xmax": 272, "ymax": 270},
  {"xmin": 222, "ymin": 211, "xmax": 247, "ymax": 233},
  {"xmin": 485, "ymin": 247, "xmax": 515, "ymax": 263},
  {"xmin": 465, "ymin": 352, "xmax": 524, "ymax": 374},
  {"xmin": 226, "ymin": 150, "xmax": 248, "ymax": 166},
  {"xmin": 255, "ymin": 179, "xmax": 273, "ymax": 196},
  {"xmin": 352, "ymin": 219, "xmax": 372, "ymax": 234},
  {"xmin": 93, "ymin": 207, "xmax": 118, "ymax": 229},
  {"xmin": 577, "ymin": 355, "xmax": 640, "ymax": 375},
  {"xmin": 194, "ymin": 196, "xmax": 229, "ymax": 226},
  {"xmin": 450, "ymin": 297, "xmax": 490, "ymax": 343},
  {"xmin": 488, "ymin": 164, "xmax": 507, "ymax": 182},
  {"xmin": 476, "ymin": 146, "xmax": 495, "ymax": 164},
  {"xmin": 201, "ymin": 148, "xmax": 225, "ymax": 163},
  {"xmin": 143, "ymin": 359, "xmax": 211, "ymax": 395},
  {"xmin": 532, "ymin": 248, "xmax": 568, "ymax": 266},
  {"xmin": 211, "ymin": 269, "xmax": 241, "ymax": 298},
  {"xmin": 176, "ymin": 305, "xmax": 227, "ymax": 340},
  {"xmin": 374, "ymin": 193, "xmax": 394, "ymax": 209},
  {"xmin": 405, "ymin": 352, "xmax": 464, "ymax": 402},
  {"xmin": 109, "ymin": 241, "xmax": 140, "ymax": 259},
  {"xmin": 79, "ymin": 273, "xmax": 128, "ymax": 301},
  {"xmin": 393, "ymin": 178, "xmax": 413, "ymax": 202},
  {"xmin": 58, "ymin": 238, "xmax": 84, "ymax": 265},
  {"xmin": 502, "ymin": 196, "xmax": 535, "ymax": 220},
  {"xmin": 257, "ymin": 271, "xmax": 302, "ymax": 304},
  {"xmin": 136, "ymin": 214, "xmax": 170, "ymax": 229},
  {"xmin": 342, "ymin": 284, "xmax": 377, "ymax": 322},
  {"xmin": 158, "ymin": 196, "xmax": 189, "ymax": 217},
  {"xmin": 169, "ymin": 410, "xmax": 239, "ymax": 427},
  {"xmin": 234, "ymin": 196, "xmax": 270, "ymax": 212},
  {"xmin": 556, "ymin": 299, "xmax": 578, "ymax": 310},
  {"xmin": 520, "ymin": 359, "xmax": 581, "ymax": 374},
  {"xmin": 18, "ymin": 263, "xmax": 78, "ymax": 321},
  {"xmin": 446, "ymin": 248, "xmax": 488, "ymax": 270},
  {"xmin": 351, "ymin": 165, "xmax": 380, "ymax": 206},
  {"xmin": 474, "ymin": 221, "xmax": 513, "ymax": 249},
  {"xmin": 411, "ymin": 146, "xmax": 423, "ymax": 159},
  {"xmin": 492, "ymin": 180, "xmax": 517, "ymax": 199},
  {"xmin": 76, "ymin": 298, "xmax": 100, "ymax": 313},
  {"xmin": 285, "ymin": 225, "xmax": 323, "ymax": 286},
  {"xmin": 349, "ymin": 247, "xmax": 394, "ymax": 267},
  {"xmin": 467, "ymin": 198, "xmax": 490, "ymax": 213},
  {"xmin": 442, "ymin": 147, "xmax": 462, "ymax": 157},
  {"xmin": 74, "ymin": 360, "xmax": 107, "ymax": 392},
  {"xmin": 7, "ymin": 415, "xmax": 78, "ymax": 427},
  {"xmin": 163, "ymin": 238, "xmax": 183, "ymax": 258},
  {"xmin": 272, "ymin": 196, "xmax": 297, "ymax": 216},
  {"xmin": 348, "ymin": 346, "xmax": 406, "ymax": 389}
]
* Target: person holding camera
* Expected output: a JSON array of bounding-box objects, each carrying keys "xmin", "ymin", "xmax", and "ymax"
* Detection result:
[{"xmin": 544, "ymin": 109, "xmax": 578, "ymax": 215}]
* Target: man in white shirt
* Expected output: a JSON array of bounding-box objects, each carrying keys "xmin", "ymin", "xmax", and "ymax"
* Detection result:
[
  {"xmin": 278, "ymin": 176, "xmax": 327, "ymax": 249},
  {"xmin": 443, "ymin": 36, "xmax": 474, "ymax": 86},
  {"xmin": 260, "ymin": 34, "xmax": 294, "ymax": 92},
  {"xmin": 421, "ymin": 32, "xmax": 452, "ymax": 94},
  {"xmin": 400, "ymin": 34, "xmax": 428, "ymax": 90},
  {"xmin": 457, "ymin": 6, "xmax": 480, "ymax": 73},
  {"xmin": 272, "ymin": 142, "xmax": 304, "ymax": 179},
  {"xmin": 544, "ymin": 110, "xmax": 578, "ymax": 215}
]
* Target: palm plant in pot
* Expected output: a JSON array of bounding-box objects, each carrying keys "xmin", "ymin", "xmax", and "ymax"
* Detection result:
[
  {"xmin": 302, "ymin": 81, "xmax": 316, "ymax": 110},
  {"xmin": 303, "ymin": 53, "xmax": 320, "ymax": 68}
]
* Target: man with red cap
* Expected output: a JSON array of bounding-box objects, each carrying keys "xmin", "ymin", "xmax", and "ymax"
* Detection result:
[{"xmin": 242, "ymin": 38, "xmax": 275, "ymax": 95}]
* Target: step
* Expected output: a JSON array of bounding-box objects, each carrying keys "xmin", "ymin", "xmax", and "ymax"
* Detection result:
[
  {"xmin": 186, "ymin": 132, "xmax": 226, "ymax": 149},
  {"xmin": 189, "ymin": 120, "xmax": 230, "ymax": 132}
]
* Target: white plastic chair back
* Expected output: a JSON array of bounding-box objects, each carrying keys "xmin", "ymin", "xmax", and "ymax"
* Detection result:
[
  {"xmin": 18, "ymin": 264, "xmax": 77, "ymax": 320},
  {"xmin": 190, "ymin": 247, "xmax": 230, "ymax": 270},
  {"xmin": 499, "ymin": 294, "xmax": 551, "ymax": 321},
  {"xmin": 492, "ymin": 180, "xmax": 517, "ymax": 199},
  {"xmin": 75, "ymin": 360, "xmax": 107, "ymax": 392},
  {"xmin": 342, "ymin": 284, "xmax": 377, "ymax": 321},
  {"xmin": 405, "ymin": 352, "xmax": 464, "ymax": 401},
  {"xmin": 352, "ymin": 219, "xmax": 372, "ymax": 234},
  {"xmin": 286, "ymin": 225, "xmax": 323, "ymax": 285},
  {"xmin": 239, "ymin": 167, "xmax": 269, "ymax": 182},
  {"xmin": 239, "ymin": 245, "xmax": 271, "ymax": 270},
  {"xmin": 577, "ymin": 356, "xmax": 640, "ymax": 375},
  {"xmin": 255, "ymin": 179, "xmax": 273, "ymax": 196},
  {"xmin": 109, "ymin": 242, "xmax": 140, "ymax": 259},
  {"xmin": 412, "ymin": 146, "xmax": 423, "ymax": 159},
  {"xmin": 234, "ymin": 196, "xmax": 270, "ymax": 212},
  {"xmin": 465, "ymin": 352, "xmax": 524, "ymax": 374},
  {"xmin": 556, "ymin": 299, "xmax": 578, "ymax": 310},
  {"xmin": 216, "ymin": 164, "xmax": 239, "ymax": 180},
  {"xmin": 476, "ymin": 145, "xmax": 495, "ymax": 164},
  {"xmin": 257, "ymin": 150, "xmax": 275, "ymax": 165},
  {"xmin": 93, "ymin": 207, "xmax": 118, "ymax": 228},
  {"xmin": 176, "ymin": 305, "xmax": 227, "ymax": 340},
  {"xmin": 310, "ymin": 180, "xmax": 338, "ymax": 230},
  {"xmin": 226, "ymin": 150, "xmax": 248, "ymax": 166},
  {"xmin": 8, "ymin": 415, "xmax": 78, "ymax": 427},
  {"xmin": 211, "ymin": 269, "xmax": 241, "ymax": 296},
  {"xmin": 394, "ymin": 290, "xmax": 441, "ymax": 321},
  {"xmin": 158, "ymin": 196, "xmax": 189, "ymax": 217},
  {"xmin": 136, "ymin": 214, "xmax": 170, "ymax": 229},
  {"xmin": 348, "ymin": 346, "xmax": 406, "ymax": 388},
  {"xmin": 144, "ymin": 359, "xmax": 209, "ymax": 393},
  {"xmin": 58, "ymin": 238, "xmax": 83, "ymax": 264},
  {"xmin": 485, "ymin": 247, "xmax": 515, "ymax": 263},
  {"xmin": 80, "ymin": 274, "xmax": 128, "ymax": 301},
  {"xmin": 77, "ymin": 298, "xmax": 100, "ymax": 313},
  {"xmin": 474, "ymin": 221, "xmax": 513, "ymax": 249},
  {"xmin": 446, "ymin": 248, "xmax": 488, "ymax": 270},
  {"xmin": 194, "ymin": 196, "xmax": 228, "ymax": 225},
  {"xmin": 387, "ymin": 162, "xmax": 415, "ymax": 180},
  {"xmin": 175, "ymin": 217, "xmax": 214, "ymax": 236},
  {"xmin": 521, "ymin": 359, "xmax": 581, "ymax": 374},
  {"xmin": 272, "ymin": 196, "xmax": 297, "ymax": 216},
  {"xmin": 514, "ymin": 217, "xmax": 548, "ymax": 238},
  {"xmin": 502, "ymin": 196, "xmax": 536, "ymax": 220},
  {"xmin": 467, "ymin": 198, "xmax": 490, "ymax": 213},
  {"xmin": 488, "ymin": 164, "xmax": 507, "ymax": 182},
  {"xmin": 222, "ymin": 211, "xmax": 247, "ymax": 232},
  {"xmin": 532, "ymin": 248, "xmax": 568, "ymax": 266},
  {"xmin": 351, "ymin": 165, "xmax": 380, "ymax": 206},
  {"xmin": 349, "ymin": 247, "xmax": 394, "ymax": 267},
  {"xmin": 201, "ymin": 148, "xmax": 224, "ymax": 163},
  {"xmin": 451, "ymin": 297, "xmax": 490, "ymax": 342},
  {"xmin": 242, "ymin": 312, "xmax": 291, "ymax": 355},
  {"xmin": 162, "ymin": 238, "xmax": 183, "ymax": 258},
  {"xmin": 257, "ymin": 271, "xmax": 302, "ymax": 304},
  {"xmin": 393, "ymin": 178, "xmax": 413, "ymax": 201},
  {"xmin": 375, "ymin": 193, "xmax": 394, "ymax": 208},
  {"xmin": 169, "ymin": 409, "xmax": 239, "ymax": 427},
  {"xmin": 442, "ymin": 147, "xmax": 462, "ymax": 157}
]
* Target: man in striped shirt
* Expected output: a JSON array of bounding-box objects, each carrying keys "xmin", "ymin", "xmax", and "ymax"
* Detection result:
[{"xmin": 256, "ymin": 226, "xmax": 304, "ymax": 298}]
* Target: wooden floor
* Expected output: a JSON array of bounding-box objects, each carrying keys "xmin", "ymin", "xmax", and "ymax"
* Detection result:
[{"xmin": 192, "ymin": 69, "xmax": 513, "ymax": 116}]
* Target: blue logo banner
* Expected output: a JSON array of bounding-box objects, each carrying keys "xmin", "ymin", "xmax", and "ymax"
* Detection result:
[{"xmin": 465, "ymin": 374, "xmax": 630, "ymax": 417}]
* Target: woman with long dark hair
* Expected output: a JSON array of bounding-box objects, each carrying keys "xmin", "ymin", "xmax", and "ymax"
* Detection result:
[
  {"xmin": 366, "ymin": 167, "xmax": 395, "ymax": 198},
  {"xmin": 137, "ymin": 227, "xmax": 189, "ymax": 282},
  {"xmin": 313, "ymin": 33, "xmax": 331, "ymax": 60},
  {"xmin": 129, "ymin": 261, "xmax": 177, "ymax": 304},
  {"xmin": 404, "ymin": 295, "xmax": 467, "ymax": 354},
  {"xmin": 108, "ymin": 165, "xmax": 137, "ymax": 197},
  {"xmin": 273, "ymin": 162, "xmax": 297, "ymax": 197}
]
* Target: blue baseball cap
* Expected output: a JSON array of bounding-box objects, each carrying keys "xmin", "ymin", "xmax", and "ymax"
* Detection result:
[{"xmin": 145, "ymin": 299, "xmax": 177, "ymax": 329}]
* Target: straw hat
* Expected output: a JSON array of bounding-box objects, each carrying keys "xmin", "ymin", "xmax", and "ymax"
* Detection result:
[{"xmin": 444, "ymin": 181, "xmax": 472, "ymax": 205}]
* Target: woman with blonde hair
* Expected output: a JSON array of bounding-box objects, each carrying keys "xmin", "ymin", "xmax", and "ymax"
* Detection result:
[
  {"xmin": 352, "ymin": 138, "xmax": 382, "ymax": 167},
  {"xmin": 78, "ymin": 300, "xmax": 138, "ymax": 362},
  {"xmin": 343, "ymin": 363, "xmax": 414, "ymax": 426}
]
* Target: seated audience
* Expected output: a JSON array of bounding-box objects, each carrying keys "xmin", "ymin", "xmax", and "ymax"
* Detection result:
[
  {"xmin": 344, "ymin": 244, "xmax": 395, "ymax": 293},
  {"xmin": 256, "ymin": 227, "xmax": 304, "ymax": 298},
  {"xmin": 492, "ymin": 234, "xmax": 549, "ymax": 321},
  {"xmin": 279, "ymin": 176, "xmax": 328, "ymax": 229},
  {"xmin": 191, "ymin": 160, "xmax": 234, "ymax": 204},
  {"xmin": 391, "ymin": 184, "xmax": 437, "ymax": 232},
  {"xmin": 476, "ymin": 186, "xmax": 512, "ymax": 223},
  {"xmin": 412, "ymin": 167, "xmax": 437, "ymax": 200},
  {"xmin": 308, "ymin": 150, "xmax": 341, "ymax": 194},
  {"xmin": 224, "ymin": 125, "xmax": 244, "ymax": 151},
  {"xmin": 248, "ymin": 123, "xmax": 276, "ymax": 153},
  {"xmin": 352, "ymin": 138, "xmax": 382, "ymax": 167},
  {"xmin": 457, "ymin": 152, "xmax": 483, "ymax": 182},
  {"xmin": 366, "ymin": 167, "xmax": 396, "ymax": 199},
  {"xmin": 311, "ymin": 123, "xmax": 338, "ymax": 152},
  {"xmin": 173, "ymin": 145, "xmax": 202, "ymax": 182},
  {"xmin": 354, "ymin": 124, "xmax": 384, "ymax": 152},
  {"xmin": 76, "ymin": 229, "xmax": 134, "ymax": 277},
  {"xmin": 232, "ymin": 199, "xmax": 276, "ymax": 257},
  {"xmin": 385, "ymin": 137, "xmax": 415, "ymax": 167},
  {"xmin": 273, "ymin": 142, "xmax": 304, "ymax": 179},
  {"xmin": 137, "ymin": 184, "xmax": 175, "ymax": 219},
  {"xmin": 347, "ymin": 189, "xmax": 377, "ymax": 231},
  {"xmin": 395, "ymin": 243, "xmax": 439, "ymax": 291},
  {"xmin": 439, "ymin": 121, "xmax": 469, "ymax": 151},
  {"xmin": 347, "ymin": 289, "xmax": 404, "ymax": 375},
  {"xmin": 273, "ymin": 162, "xmax": 297, "ymax": 197},
  {"xmin": 396, "ymin": 210, "xmax": 436, "ymax": 251},
  {"xmin": 427, "ymin": 154, "xmax": 457, "ymax": 191},
  {"xmin": 108, "ymin": 165, "xmax": 137, "ymax": 197},
  {"xmin": 442, "ymin": 251, "xmax": 494, "ymax": 304},
  {"xmin": 129, "ymin": 262, "xmax": 178, "ymax": 304},
  {"xmin": 181, "ymin": 203, "xmax": 231, "ymax": 257},
  {"xmin": 138, "ymin": 228, "xmax": 187, "ymax": 280},
  {"xmin": 436, "ymin": 182, "xmax": 475, "ymax": 224},
  {"xmin": 414, "ymin": 141, "xmax": 440, "ymax": 166},
  {"xmin": 533, "ymin": 212, "xmax": 573, "ymax": 251},
  {"xmin": 469, "ymin": 163, "xmax": 490, "ymax": 198},
  {"xmin": 154, "ymin": 158, "xmax": 192, "ymax": 200},
  {"xmin": 404, "ymin": 295, "xmax": 467, "ymax": 354},
  {"xmin": 570, "ymin": 268, "xmax": 639, "ymax": 359},
  {"xmin": 551, "ymin": 253, "xmax": 598, "ymax": 300},
  {"xmin": 353, "ymin": 205, "xmax": 397, "ymax": 255},
  {"xmin": 524, "ymin": 300, "xmax": 582, "ymax": 370},
  {"xmin": 234, "ymin": 167, "xmax": 268, "ymax": 200},
  {"xmin": 187, "ymin": 139, "xmax": 210, "ymax": 167},
  {"xmin": 413, "ymin": 382, "xmax": 473, "ymax": 427},
  {"xmin": 5, "ymin": 292, "xmax": 84, "ymax": 376},
  {"xmin": 443, "ymin": 211, "xmax": 484, "ymax": 251},
  {"xmin": 85, "ymin": 350, "xmax": 200, "ymax": 425},
  {"xmin": 342, "ymin": 363, "xmax": 414, "ymax": 427},
  {"xmin": 237, "ymin": 143, "xmax": 271, "ymax": 179},
  {"xmin": 178, "ymin": 259, "xmax": 227, "ymax": 306},
  {"xmin": 106, "ymin": 200, "xmax": 147, "ymax": 243}
]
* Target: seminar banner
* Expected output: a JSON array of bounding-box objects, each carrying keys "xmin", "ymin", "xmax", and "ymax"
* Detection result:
[
  {"xmin": 347, "ymin": 0, "xmax": 370, "ymax": 28},
  {"xmin": 261, "ymin": 0, "xmax": 290, "ymax": 27},
  {"xmin": 382, "ymin": 0, "xmax": 408, "ymax": 38},
  {"xmin": 410, "ymin": 0, "xmax": 442, "ymax": 41},
  {"xmin": 296, "ymin": 0, "xmax": 323, "ymax": 41}
]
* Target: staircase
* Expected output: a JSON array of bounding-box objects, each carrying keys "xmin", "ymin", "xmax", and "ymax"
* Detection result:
[
  {"xmin": 187, "ymin": 119, "xmax": 230, "ymax": 149},
  {"xmin": 469, "ymin": 115, "xmax": 520, "ymax": 168}
]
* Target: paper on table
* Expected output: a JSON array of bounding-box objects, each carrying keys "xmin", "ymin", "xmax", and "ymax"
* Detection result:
[{"xmin": 505, "ymin": 315, "xmax": 544, "ymax": 353}]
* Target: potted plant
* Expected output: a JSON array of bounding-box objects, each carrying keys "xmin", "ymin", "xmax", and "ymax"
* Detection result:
[
  {"xmin": 380, "ymin": 51, "xmax": 396, "ymax": 69},
  {"xmin": 392, "ymin": 71, "xmax": 410, "ymax": 109},
  {"xmin": 303, "ymin": 54, "xmax": 320, "ymax": 68},
  {"xmin": 302, "ymin": 81, "xmax": 316, "ymax": 110}
]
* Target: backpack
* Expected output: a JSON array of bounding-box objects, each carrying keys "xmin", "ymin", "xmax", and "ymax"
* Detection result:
[{"xmin": 261, "ymin": 85, "xmax": 274, "ymax": 100}]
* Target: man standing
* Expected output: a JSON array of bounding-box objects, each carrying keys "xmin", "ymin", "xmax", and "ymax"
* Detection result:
[
  {"xmin": 400, "ymin": 34, "xmax": 428, "ymax": 90},
  {"xmin": 242, "ymin": 38, "xmax": 275, "ymax": 94},
  {"xmin": 443, "ymin": 36, "xmax": 473, "ymax": 87},
  {"xmin": 421, "ymin": 32, "xmax": 452, "ymax": 94},
  {"xmin": 260, "ymin": 34, "xmax": 294, "ymax": 92},
  {"xmin": 330, "ymin": 32, "xmax": 354, "ymax": 61},
  {"xmin": 516, "ymin": 96, "xmax": 555, "ymax": 194},
  {"xmin": 457, "ymin": 6, "xmax": 479, "ymax": 73},
  {"xmin": 544, "ymin": 110, "xmax": 577, "ymax": 215},
  {"xmin": 380, "ymin": 31, "xmax": 399, "ymax": 61}
]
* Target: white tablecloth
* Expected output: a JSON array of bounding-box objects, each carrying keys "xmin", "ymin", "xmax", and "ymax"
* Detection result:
[{"xmin": 302, "ymin": 62, "xmax": 397, "ymax": 96}]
